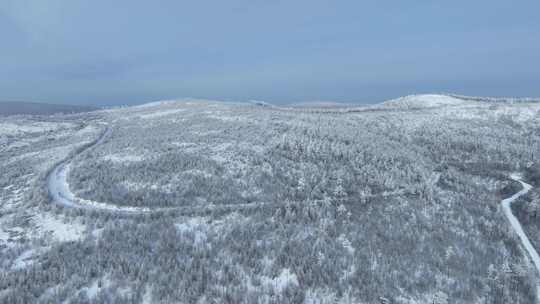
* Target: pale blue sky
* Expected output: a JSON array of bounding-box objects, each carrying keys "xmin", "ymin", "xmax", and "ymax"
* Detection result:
[{"xmin": 1, "ymin": 1, "xmax": 539, "ymax": 105}]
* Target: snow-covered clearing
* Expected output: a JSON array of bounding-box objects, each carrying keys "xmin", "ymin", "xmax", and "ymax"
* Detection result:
[
  {"xmin": 0, "ymin": 121, "xmax": 73, "ymax": 136},
  {"xmin": 260, "ymin": 268, "xmax": 299, "ymax": 293},
  {"xmin": 77, "ymin": 275, "xmax": 111, "ymax": 300},
  {"xmin": 493, "ymin": 105, "xmax": 540, "ymax": 123},
  {"xmin": 82, "ymin": 280, "xmax": 100, "ymax": 299},
  {"xmin": 102, "ymin": 153, "xmax": 145, "ymax": 163},
  {"xmin": 141, "ymin": 285, "xmax": 153, "ymax": 304},
  {"xmin": 175, "ymin": 217, "xmax": 208, "ymax": 245},
  {"xmin": 34, "ymin": 213, "xmax": 86, "ymax": 242}
]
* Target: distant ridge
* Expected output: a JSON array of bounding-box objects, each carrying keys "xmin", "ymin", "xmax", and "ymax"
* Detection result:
[
  {"xmin": 288, "ymin": 101, "xmax": 356, "ymax": 108},
  {"xmin": 0, "ymin": 101, "xmax": 98, "ymax": 116},
  {"xmin": 447, "ymin": 94, "xmax": 540, "ymax": 104},
  {"xmin": 370, "ymin": 93, "xmax": 540, "ymax": 111},
  {"xmin": 375, "ymin": 94, "xmax": 467, "ymax": 110}
]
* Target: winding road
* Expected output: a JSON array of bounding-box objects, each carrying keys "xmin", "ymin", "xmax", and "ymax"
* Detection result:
[
  {"xmin": 47, "ymin": 125, "xmax": 170, "ymax": 213},
  {"xmin": 502, "ymin": 174, "xmax": 540, "ymax": 275},
  {"xmin": 47, "ymin": 126, "xmax": 138, "ymax": 211}
]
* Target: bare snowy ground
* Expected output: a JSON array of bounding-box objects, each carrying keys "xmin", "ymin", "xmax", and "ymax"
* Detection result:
[{"xmin": 0, "ymin": 116, "xmax": 104, "ymax": 274}]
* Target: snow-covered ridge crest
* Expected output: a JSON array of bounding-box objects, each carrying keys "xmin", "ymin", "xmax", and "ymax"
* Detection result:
[
  {"xmin": 373, "ymin": 93, "xmax": 540, "ymax": 110},
  {"xmin": 120, "ymin": 93, "xmax": 540, "ymax": 111},
  {"xmin": 133, "ymin": 97, "xmax": 238, "ymax": 109},
  {"xmin": 448, "ymin": 94, "xmax": 540, "ymax": 104},
  {"xmin": 377, "ymin": 94, "xmax": 468, "ymax": 110},
  {"xmin": 133, "ymin": 98, "xmax": 210, "ymax": 108},
  {"xmin": 133, "ymin": 99, "xmax": 178, "ymax": 108}
]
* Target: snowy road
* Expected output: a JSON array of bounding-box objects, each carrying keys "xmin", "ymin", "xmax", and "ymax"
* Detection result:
[
  {"xmin": 501, "ymin": 174, "xmax": 540, "ymax": 276},
  {"xmin": 47, "ymin": 126, "xmax": 159, "ymax": 213}
]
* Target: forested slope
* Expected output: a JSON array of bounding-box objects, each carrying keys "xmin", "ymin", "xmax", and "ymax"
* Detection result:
[{"xmin": 1, "ymin": 95, "xmax": 540, "ymax": 303}]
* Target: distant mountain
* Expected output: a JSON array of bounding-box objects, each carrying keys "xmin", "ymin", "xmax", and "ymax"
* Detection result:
[{"xmin": 0, "ymin": 101, "xmax": 98, "ymax": 116}]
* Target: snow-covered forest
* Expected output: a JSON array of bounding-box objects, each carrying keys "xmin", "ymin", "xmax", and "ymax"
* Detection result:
[{"xmin": 1, "ymin": 94, "xmax": 540, "ymax": 303}]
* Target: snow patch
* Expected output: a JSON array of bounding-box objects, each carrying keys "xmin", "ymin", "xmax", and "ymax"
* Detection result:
[
  {"xmin": 80, "ymin": 275, "xmax": 111, "ymax": 299},
  {"xmin": 102, "ymin": 153, "xmax": 144, "ymax": 163},
  {"xmin": 183, "ymin": 169, "xmax": 213, "ymax": 178},
  {"xmin": 139, "ymin": 108, "xmax": 186, "ymax": 119},
  {"xmin": 85, "ymin": 280, "xmax": 100, "ymax": 298},
  {"xmin": 134, "ymin": 100, "xmax": 178, "ymax": 108},
  {"xmin": 338, "ymin": 234, "xmax": 355, "ymax": 255},
  {"xmin": 0, "ymin": 121, "xmax": 72, "ymax": 136},
  {"xmin": 35, "ymin": 213, "xmax": 85, "ymax": 242},
  {"xmin": 175, "ymin": 217, "xmax": 208, "ymax": 245},
  {"xmin": 379, "ymin": 94, "xmax": 468, "ymax": 109},
  {"xmin": 141, "ymin": 285, "xmax": 153, "ymax": 304},
  {"xmin": 205, "ymin": 114, "xmax": 256, "ymax": 123},
  {"xmin": 260, "ymin": 268, "xmax": 299, "ymax": 293},
  {"xmin": 494, "ymin": 105, "xmax": 540, "ymax": 123},
  {"xmin": 304, "ymin": 288, "xmax": 360, "ymax": 304},
  {"xmin": 12, "ymin": 249, "xmax": 36, "ymax": 270},
  {"xmin": 91, "ymin": 227, "xmax": 105, "ymax": 240},
  {"xmin": 0, "ymin": 228, "xmax": 8, "ymax": 245}
]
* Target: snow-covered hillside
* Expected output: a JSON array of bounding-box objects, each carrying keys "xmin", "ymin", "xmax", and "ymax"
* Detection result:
[
  {"xmin": 375, "ymin": 94, "xmax": 470, "ymax": 110},
  {"xmin": 1, "ymin": 94, "xmax": 540, "ymax": 303}
]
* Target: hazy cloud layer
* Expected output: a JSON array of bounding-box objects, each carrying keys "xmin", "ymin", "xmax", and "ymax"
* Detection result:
[{"xmin": 1, "ymin": 0, "xmax": 539, "ymax": 105}]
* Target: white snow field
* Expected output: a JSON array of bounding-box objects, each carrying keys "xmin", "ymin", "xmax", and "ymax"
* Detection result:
[{"xmin": 1, "ymin": 94, "xmax": 540, "ymax": 303}]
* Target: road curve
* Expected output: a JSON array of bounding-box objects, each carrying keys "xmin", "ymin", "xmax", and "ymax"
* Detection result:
[
  {"xmin": 46, "ymin": 125, "xmax": 275, "ymax": 214},
  {"xmin": 501, "ymin": 174, "xmax": 540, "ymax": 275},
  {"xmin": 46, "ymin": 125, "xmax": 162, "ymax": 213}
]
